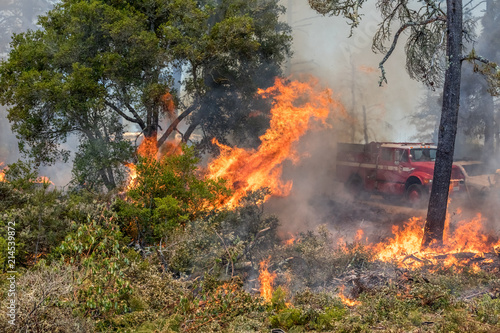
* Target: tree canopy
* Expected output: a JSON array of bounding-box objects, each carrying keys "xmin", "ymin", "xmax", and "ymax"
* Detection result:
[{"xmin": 0, "ymin": 0, "xmax": 291, "ymax": 190}]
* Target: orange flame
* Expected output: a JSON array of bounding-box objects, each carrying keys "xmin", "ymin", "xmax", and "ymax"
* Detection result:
[
  {"xmin": 369, "ymin": 212, "xmax": 500, "ymax": 269},
  {"xmin": 160, "ymin": 91, "xmax": 176, "ymax": 119},
  {"xmin": 284, "ymin": 234, "xmax": 296, "ymax": 246},
  {"xmin": 0, "ymin": 162, "xmax": 5, "ymax": 182},
  {"xmin": 207, "ymin": 77, "xmax": 344, "ymax": 208},
  {"xmin": 124, "ymin": 136, "xmax": 157, "ymax": 191},
  {"xmin": 124, "ymin": 135, "xmax": 182, "ymax": 191},
  {"xmin": 355, "ymin": 229, "xmax": 364, "ymax": 243},
  {"xmin": 259, "ymin": 257, "xmax": 277, "ymax": 302},
  {"xmin": 137, "ymin": 136, "xmax": 159, "ymax": 159},
  {"xmin": 338, "ymin": 285, "xmax": 361, "ymax": 306},
  {"xmin": 36, "ymin": 176, "xmax": 54, "ymax": 185}
]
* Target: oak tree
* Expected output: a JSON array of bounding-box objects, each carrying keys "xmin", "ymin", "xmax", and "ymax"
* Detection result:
[{"xmin": 0, "ymin": 0, "xmax": 291, "ymax": 190}]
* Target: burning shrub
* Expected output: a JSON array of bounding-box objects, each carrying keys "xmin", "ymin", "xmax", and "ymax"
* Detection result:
[
  {"xmin": 0, "ymin": 160, "xmax": 72, "ymax": 266},
  {"xmin": 157, "ymin": 188, "xmax": 280, "ymax": 278},
  {"xmin": 115, "ymin": 145, "xmax": 230, "ymax": 244},
  {"xmin": 276, "ymin": 225, "xmax": 374, "ymax": 292}
]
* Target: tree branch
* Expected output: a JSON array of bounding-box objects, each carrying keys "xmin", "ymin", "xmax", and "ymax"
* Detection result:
[
  {"xmin": 157, "ymin": 104, "xmax": 198, "ymax": 148},
  {"xmin": 105, "ymin": 101, "xmax": 143, "ymax": 128},
  {"xmin": 462, "ymin": 53, "xmax": 495, "ymax": 65},
  {"xmin": 378, "ymin": 16, "xmax": 446, "ymax": 86}
]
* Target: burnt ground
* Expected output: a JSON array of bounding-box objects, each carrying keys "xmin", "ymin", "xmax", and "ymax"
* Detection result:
[
  {"xmin": 267, "ymin": 183, "xmax": 425, "ymax": 244},
  {"xmin": 268, "ymin": 179, "xmax": 500, "ymax": 245}
]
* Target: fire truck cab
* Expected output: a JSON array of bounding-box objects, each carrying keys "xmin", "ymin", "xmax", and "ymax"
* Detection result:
[{"xmin": 336, "ymin": 142, "xmax": 465, "ymax": 206}]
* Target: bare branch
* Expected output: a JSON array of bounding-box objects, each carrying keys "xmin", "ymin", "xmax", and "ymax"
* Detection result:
[
  {"xmin": 157, "ymin": 104, "xmax": 198, "ymax": 148},
  {"xmin": 104, "ymin": 101, "xmax": 144, "ymax": 128},
  {"xmin": 124, "ymin": 102, "xmax": 146, "ymax": 129}
]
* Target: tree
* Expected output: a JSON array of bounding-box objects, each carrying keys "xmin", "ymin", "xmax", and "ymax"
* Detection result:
[
  {"xmin": 0, "ymin": 0, "xmax": 291, "ymax": 190},
  {"xmin": 308, "ymin": 0, "xmax": 500, "ymax": 246}
]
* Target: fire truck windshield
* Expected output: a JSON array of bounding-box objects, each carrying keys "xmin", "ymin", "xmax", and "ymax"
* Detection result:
[{"xmin": 410, "ymin": 148, "xmax": 436, "ymax": 162}]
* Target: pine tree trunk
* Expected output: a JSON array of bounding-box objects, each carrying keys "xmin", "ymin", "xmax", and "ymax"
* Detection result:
[{"xmin": 422, "ymin": 0, "xmax": 463, "ymax": 248}]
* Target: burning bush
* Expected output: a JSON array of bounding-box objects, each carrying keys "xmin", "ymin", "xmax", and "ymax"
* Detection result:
[
  {"xmin": 0, "ymin": 160, "xmax": 71, "ymax": 266},
  {"xmin": 114, "ymin": 145, "xmax": 230, "ymax": 244}
]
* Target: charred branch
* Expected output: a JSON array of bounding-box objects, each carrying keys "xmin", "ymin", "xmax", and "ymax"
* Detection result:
[{"xmin": 157, "ymin": 104, "xmax": 198, "ymax": 148}]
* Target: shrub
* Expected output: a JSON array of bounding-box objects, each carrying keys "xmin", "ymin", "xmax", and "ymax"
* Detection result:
[
  {"xmin": 52, "ymin": 219, "xmax": 133, "ymax": 322},
  {"xmin": 114, "ymin": 145, "xmax": 230, "ymax": 244}
]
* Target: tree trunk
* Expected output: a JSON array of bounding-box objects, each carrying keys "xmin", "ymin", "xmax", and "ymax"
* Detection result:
[{"xmin": 422, "ymin": 0, "xmax": 463, "ymax": 248}]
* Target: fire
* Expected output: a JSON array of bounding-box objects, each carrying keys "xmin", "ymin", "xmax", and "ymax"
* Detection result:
[
  {"xmin": 369, "ymin": 212, "xmax": 500, "ymax": 269},
  {"xmin": 207, "ymin": 77, "xmax": 344, "ymax": 208},
  {"xmin": 354, "ymin": 229, "xmax": 364, "ymax": 243},
  {"xmin": 338, "ymin": 285, "xmax": 361, "ymax": 306},
  {"xmin": 284, "ymin": 234, "xmax": 296, "ymax": 246},
  {"xmin": 259, "ymin": 257, "xmax": 277, "ymax": 302},
  {"xmin": 0, "ymin": 163, "xmax": 53, "ymax": 185},
  {"xmin": 137, "ymin": 136, "xmax": 159, "ymax": 159},
  {"xmin": 36, "ymin": 176, "xmax": 54, "ymax": 185},
  {"xmin": 0, "ymin": 162, "xmax": 5, "ymax": 182},
  {"xmin": 124, "ymin": 135, "xmax": 182, "ymax": 191}
]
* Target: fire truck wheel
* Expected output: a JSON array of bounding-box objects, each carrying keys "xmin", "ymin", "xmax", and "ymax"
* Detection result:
[{"xmin": 406, "ymin": 184, "xmax": 427, "ymax": 208}]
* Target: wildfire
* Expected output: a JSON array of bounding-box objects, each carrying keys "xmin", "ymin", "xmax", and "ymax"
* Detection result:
[
  {"xmin": 0, "ymin": 162, "xmax": 5, "ymax": 182},
  {"xmin": 124, "ymin": 135, "xmax": 182, "ymax": 191},
  {"xmin": 338, "ymin": 285, "xmax": 361, "ymax": 307},
  {"xmin": 36, "ymin": 176, "xmax": 54, "ymax": 185},
  {"xmin": 369, "ymin": 212, "xmax": 500, "ymax": 269},
  {"xmin": 259, "ymin": 257, "xmax": 277, "ymax": 302},
  {"xmin": 284, "ymin": 234, "xmax": 296, "ymax": 246},
  {"xmin": 207, "ymin": 77, "xmax": 344, "ymax": 208},
  {"xmin": 354, "ymin": 229, "xmax": 364, "ymax": 243}
]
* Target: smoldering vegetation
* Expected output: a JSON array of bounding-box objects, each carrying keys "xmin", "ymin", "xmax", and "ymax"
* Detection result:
[{"xmin": 1, "ymin": 1, "xmax": 500, "ymax": 332}]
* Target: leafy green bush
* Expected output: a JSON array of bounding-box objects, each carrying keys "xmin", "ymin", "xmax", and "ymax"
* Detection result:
[
  {"xmin": 0, "ymin": 160, "xmax": 72, "ymax": 266},
  {"xmin": 52, "ymin": 219, "xmax": 133, "ymax": 321},
  {"xmin": 269, "ymin": 288, "xmax": 347, "ymax": 331},
  {"xmin": 475, "ymin": 294, "xmax": 500, "ymax": 325},
  {"xmin": 114, "ymin": 145, "xmax": 230, "ymax": 244}
]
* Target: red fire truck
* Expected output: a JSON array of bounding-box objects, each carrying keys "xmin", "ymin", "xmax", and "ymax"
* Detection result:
[{"xmin": 336, "ymin": 142, "xmax": 466, "ymax": 205}]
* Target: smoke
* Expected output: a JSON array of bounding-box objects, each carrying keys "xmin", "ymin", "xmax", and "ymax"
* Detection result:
[
  {"xmin": 264, "ymin": 1, "xmax": 427, "ymax": 238},
  {"xmin": 285, "ymin": 0, "xmax": 423, "ymax": 143},
  {"xmin": 266, "ymin": 1, "xmax": 499, "ymax": 242},
  {"xmin": 0, "ymin": 0, "xmax": 75, "ymax": 186}
]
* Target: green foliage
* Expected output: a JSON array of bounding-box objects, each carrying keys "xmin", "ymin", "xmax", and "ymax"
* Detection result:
[
  {"xmin": 0, "ymin": 0, "xmax": 291, "ymax": 188},
  {"xmin": 114, "ymin": 145, "xmax": 230, "ymax": 243},
  {"xmin": 176, "ymin": 279, "xmax": 266, "ymax": 332},
  {"xmin": 474, "ymin": 294, "xmax": 500, "ymax": 325},
  {"xmin": 72, "ymin": 131, "xmax": 134, "ymax": 191},
  {"xmin": 0, "ymin": 160, "xmax": 71, "ymax": 266},
  {"xmin": 53, "ymin": 219, "xmax": 133, "ymax": 320},
  {"xmin": 269, "ymin": 288, "xmax": 347, "ymax": 331}
]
